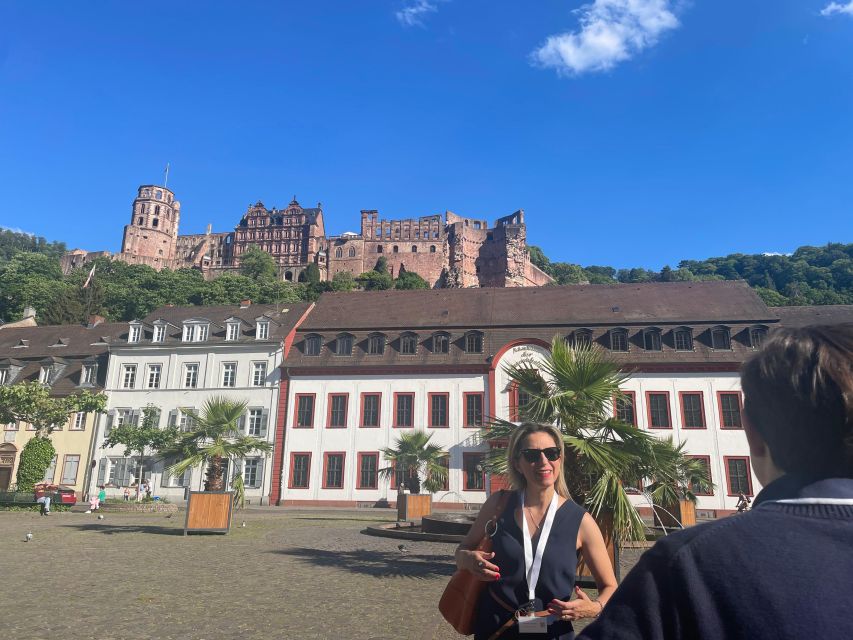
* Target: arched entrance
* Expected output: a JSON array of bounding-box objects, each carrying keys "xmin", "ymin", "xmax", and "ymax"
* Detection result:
[{"xmin": 0, "ymin": 443, "xmax": 17, "ymax": 491}]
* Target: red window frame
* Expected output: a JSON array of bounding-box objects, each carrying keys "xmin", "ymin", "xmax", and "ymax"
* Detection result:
[
  {"xmin": 645, "ymin": 391, "xmax": 672, "ymax": 429},
  {"xmin": 389, "ymin": 461, "xmax": 405, "ymax": 490},
  {"xmin": 322, "ymin": 452, "xmax": 346, "ymax": 489},
  {"xmin": 613, "ymin": 391, "xmax": 637, "ymax": 426},
  {"xmin": 462, "ymin": 452, "xmax": 486, "ymax": 491},
  {"xmin": 434, "ymin": 454, "xmax": 450, "ymax": 491},
  {"xmin": 509, "ymin": 382, "xmax": 532, "ymax": 422},
  {"xmin": 724, "ymin": 456, "xmax": 753, "ymax": 496},
  {"xmin": 463, "ymin": 392, "xmax": 485, "ymax": 428},
  {"xmin": 293, "ymin": 393, "xmax": 316, "ymax": 429},
  {"xmin": 688, "ymin": 455, "xmax": 713, "ymax": 496},
  {"xmin": 678, "ymin": 391, "xmax": 706, "ymax": 429},
  {"xmin": 326, "ymin": 393, "xmax": 349, "ymax": 429},
  {"xmin": 717, "ymin": 392, "xmax": 744, "ymax": 429},
  {"xmin": 359, "ymin": 392, "xmax": 381, "ymax": 428},
  {"xmin": 288, "ymin": 452, "xmax": 312, "ymax": 489},
  {"xmin": 428, "ymin": 392, "xmax": 450, "ymax": 428},
  {"xmin": 356, "ymin": 452, "xmax": 379, "ymax": 490},
  {"xmin": 393, "ymin": 392, "xmax": 415, "ymax": 428}
]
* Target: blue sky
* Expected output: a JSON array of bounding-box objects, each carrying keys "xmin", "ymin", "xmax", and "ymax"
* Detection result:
[{"xmin": 1, "ymin": 1, "xmax": 851, "ymax": 270}]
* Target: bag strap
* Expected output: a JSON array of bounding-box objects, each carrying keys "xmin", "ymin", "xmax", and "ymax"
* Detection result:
[{"xmin": 484, "ymin": 489, "xmax": 513, "ymax": 538}]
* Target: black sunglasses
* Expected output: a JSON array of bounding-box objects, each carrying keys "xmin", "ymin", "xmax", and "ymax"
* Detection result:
[{"xmin": 518, "ymin": 447, "xmax": 561, "ymax": 463}]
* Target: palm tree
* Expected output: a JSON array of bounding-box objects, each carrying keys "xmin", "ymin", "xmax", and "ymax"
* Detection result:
[
  {"xmin": 644, "ymin": 441, "xmax": 714, "ymax": 511},
  {"xmin": 164, "ymin": 397, "xmax": 273, "ymax": 491},
  {"xmin": 485, "ymin": 336, "xmax": 710, "ymax": 542},
  {"xmin": 379, "ymin": 431, "xmax": 448, "ymax": 495}
]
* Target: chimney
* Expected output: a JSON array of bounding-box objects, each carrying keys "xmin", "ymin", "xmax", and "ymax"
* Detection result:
[
  {"xmin": 23, "ymin": 306, "xmax": 36, "ymax": 319},
  {"xmin": 87, "ymin": 314, "xmax": 106, "ymax": 328},
  {"xmin": 240, "ymin": 299, "xmax": 251, "ymax": 309}
]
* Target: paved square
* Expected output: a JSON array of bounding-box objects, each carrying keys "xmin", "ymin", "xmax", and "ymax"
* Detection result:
[{"xmin": 0, "ymin": 508, "xmax": 624, "ymax": 639}]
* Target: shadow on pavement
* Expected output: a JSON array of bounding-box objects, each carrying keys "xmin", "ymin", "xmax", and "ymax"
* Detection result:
[
  {"xmin": 272, "ymin": 547, "xmax": 456, "ymax": 579},
  {"xmin": 61, "ymin": 523, "xmax": 185, "ymax": 536}
]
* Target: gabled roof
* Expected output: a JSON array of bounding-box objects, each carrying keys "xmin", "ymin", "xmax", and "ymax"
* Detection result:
[{"xmin": 771, "ymin": 305, "xmax": 853, "ymax": 327}]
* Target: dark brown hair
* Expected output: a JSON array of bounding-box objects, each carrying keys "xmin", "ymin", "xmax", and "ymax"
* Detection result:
[{"xmin": 740, "ymin": 323, "xmax": 853, "ymax": 477}]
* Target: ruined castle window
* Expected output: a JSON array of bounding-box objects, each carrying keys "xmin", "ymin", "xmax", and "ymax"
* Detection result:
[
  {"xmin": 432, "ymin": 332, "xmax": 450, "ymax": 354},
  {"xmin": 474, "ymin": 222, "xmax": 481, "ymax": 230},
  {"xmin": 464, "ymin": 331, "xmax": 483, "ymax": 354},
  {"xmin": 137, "ymin": 217, "xmax": 143, "ymax": 225},
  {"xmin": 156, "ymin": 190, "xmax": 163, "ymax": 199},
  {"xmin": 609, "ymin": 329, "xmax": 629, "ymax": 352},
  {"xmin": 348, "ymin": 247, "xmax": 356, "ymax": 257},
  {"xmin": 285, "ymin": 272, "xmax": 293, "ymax": 281},
  {"xmin": 414, "ymin": 231, "xmax": 420, "ymax": 238},
  {"xmin": 158, "ymin": 249, "xmax": 163, "ymax": 255},
  {"xmin": 433, "ymin": 231, "xmax": 439, "ymax": 238},
  {"xmin": 335, "ymin": 247, "xmax": 343, "ymax": 258},
  {"xmin": 377, "ymin": 245, "xmax": 383, "ymax": 253},
  {"xmin": 411, "ymin": 246, "xmax": 417, "ymax": 253},
  {"xmin": 376, "ymin": 230, "xmax": 381, "ymax": 238},
  {"xmin": 142, "ymin": 189, "xmax": 150, "ymax": 197},
  {"xmin": 400, "ymin": 333, "xmax": 418, "ymax": 355},
  {"xmin": 152, "ymin": 219, "xmax": 159, "ymax": 228},
  {"xmin": 367, "ymin": 334, "xmax": 386, "ymax": 356},
  {"xmin": 430, "ymin": 246, "xmax": 436, "ymax": 253},
  {"xmin": 392, "ymin": 246, "xmax": 399, "ymax": 253}
]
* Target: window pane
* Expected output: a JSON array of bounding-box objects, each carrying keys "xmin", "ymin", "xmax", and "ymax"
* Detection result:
[
  {"xmin": 329, "ymin": 395, "xmax": 347, "ymax": 427},
  {"xmin": 675, "ymin": 330, "xmax": 693, "ymax": 351},
  {"xmin": 297, "ymin": 396, "xmax": 314, "ymax": 427},
  {"xmin": 465, "ymin": 394, "xmax": 483, "ymax": 427},
  {"xmin": 464, "ymin": 454, "xmax": 485, "ymax": 491},
  {"xmin": 720, "ymin": 393, "xmax": 742, "ymax": 428},
  {"xmin": 434, "ymin": 334, "xmax": 449, "ymax": 353},
  {"xmin": 325, "ymin": 454, "xmax": 344, "ymax": 488},
  {"xmin": 728, "ymin": 458, "xmax": 749, "ymax": 494},
  {"xmin": 616, "ymin": 394, "xmax": 635, "ymax": 425},
  {"xmin": 362, "ymin": 394, "xmax": 380, "ymax": 427},
  {"xmin": 292, "ymin": 455, "xmax": 310, "ymax": 488},
  {"xmin": 611, "ymin": 331, "xmax": 628, "ymax": 351},
  {"xmin": 648, "ymin": 393, "xmax": 671, "ymax": 428},
  {"xmin": 396, "ymin": 395, "xmax": 413, "ymax": 427},
  {"xmin": 712, "ymin": 329, "xmax": 730, "ymax": 350},
  {"xmin": 430, "ymin": 394, "xmax": 448, "ymax": 427},
  {"xmin": 681, "ymin": 393, "xmax": 704, "ymax": 428},
  {"xmin": 359, "ymin": 454, "xmax": 377, "ymax": 489}
]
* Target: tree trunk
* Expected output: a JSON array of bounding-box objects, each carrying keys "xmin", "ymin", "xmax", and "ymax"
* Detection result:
[{"xmin": 206, "ymin": 456, "xmax": 224, "ymax": 491}]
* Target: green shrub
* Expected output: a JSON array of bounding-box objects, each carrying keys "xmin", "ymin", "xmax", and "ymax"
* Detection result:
[{"xmin": 16, "ymin": 437, "xmax": 56, "ymax": 492}]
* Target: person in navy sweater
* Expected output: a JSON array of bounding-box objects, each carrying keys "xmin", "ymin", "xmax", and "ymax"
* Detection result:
[{"xmin": 578, "ymin": 323, "xmax": 853, "ymax": 640}]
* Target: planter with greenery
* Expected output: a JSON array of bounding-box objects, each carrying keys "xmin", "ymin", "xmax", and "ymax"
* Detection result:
[{"xmin": 379, "ymin": 431, "xmax": 448, "ymax": 520}]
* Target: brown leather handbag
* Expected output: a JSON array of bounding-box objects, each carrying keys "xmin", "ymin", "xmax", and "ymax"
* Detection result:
[{"xmin": 439, "ymin": 490, "xmax": 512, "ymax": 635}]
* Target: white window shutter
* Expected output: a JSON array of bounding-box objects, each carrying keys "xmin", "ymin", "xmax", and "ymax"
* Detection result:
[
  {"xmin": 167, "ymin": 410, "xmax": 177, "ymax": 428},
  {"xmin": 105, "ymin": 410, "xmax": 115, "ymax": 434},
  {"xmin": 130, "ymin": 410, "xmax": 140, "ymax": 426},
  {"xmin": 260, "ymin": 409, "xmax": 269, "ymax": 438},
  {"xmin": 237, "ymin": 413, "xmax": 246, "ymax": 434},
  {"xmin": 255, "ymin": 457, "xmax": 265, "ymax": 488},
  {"xmin": 97, "ymin": 458, "xmax": 107, "ymax": 485},
  {"xmin": 160, "ymin": 460, "xmax": 172, "ymax": 488}
]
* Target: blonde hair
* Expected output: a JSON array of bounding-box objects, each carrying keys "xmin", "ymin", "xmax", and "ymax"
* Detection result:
[{"xmin": 505, "ymin": 423, "xmax": 570, "ymax": 498}]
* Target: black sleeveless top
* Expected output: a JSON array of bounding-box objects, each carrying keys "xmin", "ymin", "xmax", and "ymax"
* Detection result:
[{"xmin": 474, "ymin": 491, "xmax": 586, "ymax": 640}]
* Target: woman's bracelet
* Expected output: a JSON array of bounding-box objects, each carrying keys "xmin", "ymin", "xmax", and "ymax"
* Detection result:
[{"xmin": 594, "ymin": 601, "xmax": 603, "ymax": 617}]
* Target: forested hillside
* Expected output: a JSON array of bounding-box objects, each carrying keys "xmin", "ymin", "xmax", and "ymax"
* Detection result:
[
  {"xmin": 529, "ymin": 243, "xmax": 853, "ymax": 307},
  {"xmin": 1, "ymin": 227, "xmax": 850, "ymax": 324}
]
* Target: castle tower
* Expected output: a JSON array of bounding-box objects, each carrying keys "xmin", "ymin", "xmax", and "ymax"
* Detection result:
[{"xmin": 120, "ymin": 185, "xmax": 181, "ymax": 264}]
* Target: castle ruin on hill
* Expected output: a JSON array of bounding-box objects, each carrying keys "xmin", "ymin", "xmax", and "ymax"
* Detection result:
[{"xmin": 61, "ymin": 185, "xmax": 553, "ymax": 288}]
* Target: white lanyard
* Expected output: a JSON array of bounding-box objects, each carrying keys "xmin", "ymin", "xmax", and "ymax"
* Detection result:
[{"xmin": 520, "ymin": 490, "xmax": 560, "ymax": 604}]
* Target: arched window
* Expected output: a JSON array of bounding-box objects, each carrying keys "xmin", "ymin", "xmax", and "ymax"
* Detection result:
[
  {"xmin": 335, "ymin": 247, "xmax": 343, "ymax": 258},
  {"xmin": 400, "ymin": 332, "xmax": 418, "ymax": 355},
  {"xmin": 335, "ymin": 333, "xmax": 353, "ymax": 356},
  {"xmin": 304, "ymin": 334, "xmax": 322, "ymax": 356},
  {"xmin": 367, "ymin": 333, "xmax": 386, "ymax": 355},
  {"xmin": 571, "ymin": 329, "xmax": 592, "ymax": 347},
  {"xmin": 284, "ymin": 271, "xmax": 293, "ymax": 282},
  {"xmin": 432, "ymin": 332, "xmax": 450, "ymax": 354},
  {"xmin": 392, "ymin": 245, "xmax": 399, "ymax": 253},
  {"xmin": 411, "ymin": 246, "xmax": 418, "ymax": 253},
  {"xmin": 464, "ymin": 330, "xmax": 483, "ymax": 354},
  {"xmin": 711, "ymin": 326, "xmax": 731, "ymax": 350},
  {"xmin": 348, "ymin": 247, "xmax": 356, "ymax": 258},
  {"xmin": 137, "ymin": 217, "xmax": 143, "ymax": 225},
  {"xmin": 643, "ymin": 327, "xmax": 662, "ymax": 351},
  {"xmin": 674, "ymin": 327, "xmax": 693, "ymax": 351},
  {"xmin": 609, "ymin": 328, "xmax": 629, "ymax": 352},
  {"xmin": 749, "ymin": 325, "xmax": 768, "ymax": 349},
  {"xmin": 509, "ymin": 381, "xmax": 534, "ymax": 422},
  {"xmin": 430, "ymin": 245, "xmax": 436, "ymax": 253}
]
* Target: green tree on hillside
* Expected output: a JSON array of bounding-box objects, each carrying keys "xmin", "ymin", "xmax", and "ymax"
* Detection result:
[{"xmin": 240, "ymin": 247, "xmax": 278, "ymax": 281}]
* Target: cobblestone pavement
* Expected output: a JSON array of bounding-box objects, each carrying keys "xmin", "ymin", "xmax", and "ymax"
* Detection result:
[{"xmin": 0, "ymin": 509, "xmax": 642, "ymax": 640}]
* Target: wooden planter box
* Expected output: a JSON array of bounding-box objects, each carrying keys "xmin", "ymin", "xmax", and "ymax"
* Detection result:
[
  {"xmin": 184, "ymin": 491, "xmax": 233, "ymax": 535},
  {"xmin": 397, "ymin": 493, "xmax": 432, "ymax": 521},
  {"xmin": 576, "ymin": 511, "xmax": 620, "ymax": 585},
  {"xmin": 654, "ymin": 499, "xmax": 697, "ymax": 529}
]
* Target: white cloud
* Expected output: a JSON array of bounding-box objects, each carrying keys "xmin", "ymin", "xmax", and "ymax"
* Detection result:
[
  {"xmin": 0, "ymin": 226, "xmax": 34, "ymax": 236},
  {"xmin": 396, "ymin": 0, "xmax": 439, "ymax": 27},
  {"xmin": 821, "ymin": 1, "xmax": 853, "ymax": 17},
  {"xmin": 531, "ymin": 0, "xmax": 680, "ymax": 76}
]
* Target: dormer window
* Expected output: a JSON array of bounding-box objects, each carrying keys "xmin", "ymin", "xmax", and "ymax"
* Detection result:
[
  {"xmin": 39, "ymin": 365, "xmax": 54, "ymax": 385},
  {"xmin": 400, "ymin": 332, "xmax": 418, "ymax": 355},
  {"xmin": 749, "ymin": 325, "xmax": 768, "ymax": 349},
  {"xmin": 711, "ymin": 326, "xmax": 731, "ymax": 350},
  {"xmin": 465, "ymin": 331, "xmax": 483, "ymax": 354},
  {"xmin": 226, "ymin": 322, "xmax": 240, "ymax": 342},
  {"xmin": 572, "ymin": 329, "xmax": 592, "ymax": 347},
  {"xmin": 152, "ymin": 324, "xmax": 166, "ymax": 343},
  {"xmin": 367, "ymin": 333, "xmax": 386, "ymax": 355},
  {"xmin": 256, "ymin": 321, "xmax": 270, "ymax": 340},
  {"xmin": 433, "ymin": 332, "xmax": 450, "ymax": 354},
  {"xmin": 335, "ymin": 333, "xmax": 353, "ymax": 356},
  {"xmin": 305, "ymin": 334, "xmax": 322, "ymax": 356},
  {"xmin": 0, "ymin": 368, "xmax": 8, "ymax": 386},
  {"xmin": 128, "ymin": 324, "xmax": 141, "ymax": 343},
  {"xmin": 643, "ymin": 328, "xmax": 662, "ymax": 351},
  {"xmin": 182, "ymin": 322, "xmax": 210, "ymax": 343},
  {"xmin": 609, "ymin": 328, "xmax": 629, "ymax": 352},
  {"xmin": 81, "ymin": 364, "xmax": 97, "ymax": 386},
  {"xmin": 674, "ymin": 327, "xmax": 693, "ymax": 351}
]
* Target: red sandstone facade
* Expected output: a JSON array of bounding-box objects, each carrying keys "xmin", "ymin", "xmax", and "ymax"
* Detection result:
[{"xmin": 61, "ymin": 185, "xmax": 552, "ymax": 288}]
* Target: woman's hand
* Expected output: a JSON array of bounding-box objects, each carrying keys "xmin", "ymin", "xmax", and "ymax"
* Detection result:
[
  {"xmin": 458, "ymin": 550, "xmax": 501, "ymax": 582},
  {"xmin": 547, "ymin": 587, "xmax": 602, "ymax": 621}
]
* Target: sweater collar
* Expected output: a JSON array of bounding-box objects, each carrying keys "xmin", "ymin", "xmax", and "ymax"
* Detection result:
[{"xmin": 754, "ymin": 474, "xmax": 853, "ymax": 508}]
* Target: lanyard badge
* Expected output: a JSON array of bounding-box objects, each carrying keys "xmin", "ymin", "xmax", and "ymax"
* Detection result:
[{"xmin": 517, "ymin": 491, "xmax": 559, "ymax": 634}]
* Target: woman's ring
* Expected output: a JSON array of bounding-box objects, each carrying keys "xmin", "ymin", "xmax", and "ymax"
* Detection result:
[{"xmin": 477, "ymin": 561, "xmax": 485, "ymax": 568}]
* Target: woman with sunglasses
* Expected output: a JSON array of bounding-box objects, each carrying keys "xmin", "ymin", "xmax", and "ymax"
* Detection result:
[{"xmin": 455, "ymin": 423, "xmax": 617, "ymax": 639}]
